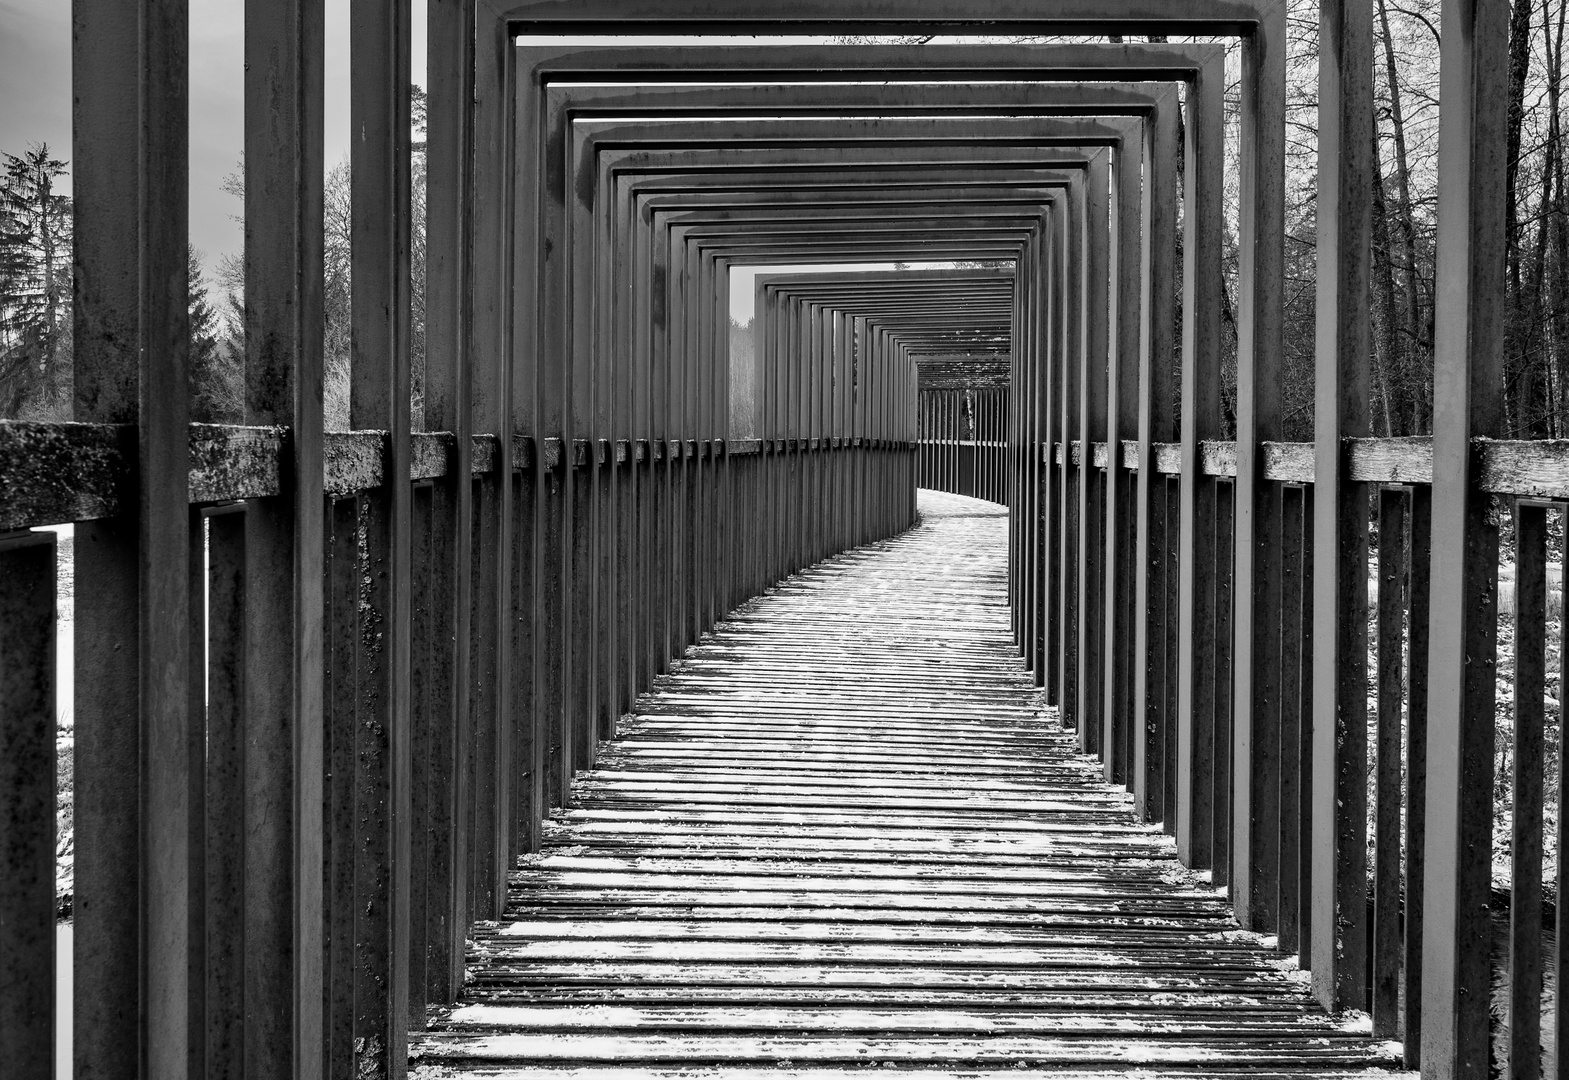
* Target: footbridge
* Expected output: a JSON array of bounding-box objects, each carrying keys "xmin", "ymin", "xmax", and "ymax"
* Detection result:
[{"xmin": 0, "ymin": 3, "xmax": 1552, "ymax": 1080}]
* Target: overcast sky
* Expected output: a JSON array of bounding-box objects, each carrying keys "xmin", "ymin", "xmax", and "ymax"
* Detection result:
[
  {"xmin": 0, "ymin": 5, "xmax": 838, "ymax": 278},
  {"xmin": 1, "ymin": 7, "xmax": 957, "ymax": 300},
  {"xmin": 1, "ymin": 0, "xmax": 429, "ymax": 275}
]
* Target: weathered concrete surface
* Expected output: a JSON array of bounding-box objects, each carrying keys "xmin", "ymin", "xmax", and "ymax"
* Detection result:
[{"xmin": 410, "ymin": 490, "xmax": 1409, "ymax": 1079}]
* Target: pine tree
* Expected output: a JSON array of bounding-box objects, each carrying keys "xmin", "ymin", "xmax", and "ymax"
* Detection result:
[
  {"xmin": 189, "ymin": 246, "xmax": 243, "ymax": 422},
  {"xmin": 0, "ymin": 144, "xmax": 72, "ymax": 418}
]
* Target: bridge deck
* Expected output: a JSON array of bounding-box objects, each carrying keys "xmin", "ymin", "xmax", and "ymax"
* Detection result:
[{"xmin": 411, "ymin": 492, "xmax": 1407, "ymax": 1079}]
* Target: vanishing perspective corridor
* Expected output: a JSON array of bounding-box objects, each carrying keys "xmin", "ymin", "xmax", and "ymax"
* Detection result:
[{"xmin": 412, "ymin": 492, "xmax": 1403, "ymax": 1077}]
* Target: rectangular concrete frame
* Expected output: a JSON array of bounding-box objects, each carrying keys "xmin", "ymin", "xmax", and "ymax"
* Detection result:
[
  {"xmin": 753, "ymin": 270, "xmax": 1014, "ymax": 511},
  {"xmin": 539, "ymin": 76, "xmax": 1179, "ymax": 828},
  {"xmin": 514, "ymin": 40, "xmax": 1198, "ymax": 784},
  {"xmin": 512, "ymin": 44, "xmax": 1231, "ymax": 913},
  {"xmin": 564, "ymin": 109, "xmax": 1117, "ymax": 816},
  {"xmin": 558, "ymin": 101, "xmax": 1217, "ymax": 954},
  {"xmin": 567, "ymin": 116, "xmax": 1092, "ymax": 816},
  {"xmin": 552, "ymin": 109, "xmax": 1104, "ymax": 797},
  {"xmin": 488, "ymin": 9, "xmax": 1287, "ymax": 978},
  {"xmin": 530, "ymin": 86, "xmax": 1154, "ymax": 828}
]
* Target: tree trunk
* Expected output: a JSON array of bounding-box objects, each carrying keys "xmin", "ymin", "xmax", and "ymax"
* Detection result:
[
  {"xmin": 1506, "ymin": 0, "xmax": 1534, "ymax": 297},
  {"xmin": 38, "ymin": 161, "xmax": 58, "ymax": 396},
  {"xmin": 1549, "ymin": 0, "xmax": 1569, "ymax": 432},
  {"xmin": 1372, "ymin": 133, "xmax": 1402, "ymax": 437},
  {"xmin": 1505, "ymin": 0, "xmax": 1537, "ymax": 434},
  {"xmin": 1526, "ymin": 1, "xmax": 1557, "ymax": 435},
  {"xmin": 1376, "ymin": 0, "xmax": 1428, "ymax": 433}
]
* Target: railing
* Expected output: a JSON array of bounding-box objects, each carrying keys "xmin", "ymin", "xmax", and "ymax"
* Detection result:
[
  {"xmin": 1032, "ymin": 432, "xmax": 1569, "ymax": 1074},
  {"xmin": 0, "ymin": 416, "xmax": 915, "ymax": 1075},
  {"xmin": 0, "ymin": 2, "xmax": 924, "ymax": 1067},
  {"xmin": 917, "ymin": 388, "xmax": 1010, "ymax": 505}
]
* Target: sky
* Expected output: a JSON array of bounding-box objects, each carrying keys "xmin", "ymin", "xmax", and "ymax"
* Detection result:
[
  {"xmin": 0, "ymin": 5, "xmax": 831, "ymax": 278},
  {"xmin": 0, "ymin": 6, "xmax": 967, "ymax": 296},
  {"xmin": 1, "ymin": 0, "xmax": 429, "ymax": 275}
]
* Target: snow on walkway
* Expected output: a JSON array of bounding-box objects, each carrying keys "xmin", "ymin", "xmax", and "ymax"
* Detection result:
[{"xmin": 411, "ymin": 490, "xmax": 1408, "ymax": 1079}]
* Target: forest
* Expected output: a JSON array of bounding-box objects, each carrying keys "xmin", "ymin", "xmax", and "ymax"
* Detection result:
[
  {"xmin": 0, "ymin": 4, "xmax": 1564, "ymax": 438},
  {"xmin": 0, "ymin": 88, "xmax": 430, "ymax": 429}
]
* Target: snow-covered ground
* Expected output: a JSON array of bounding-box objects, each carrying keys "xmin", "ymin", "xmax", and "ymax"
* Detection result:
[{"xmin": 44, "ymin": 525, "xmax": 73, "ymax": 915}]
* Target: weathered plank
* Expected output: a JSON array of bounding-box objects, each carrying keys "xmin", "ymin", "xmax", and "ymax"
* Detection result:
[
  {"xmin": 412, "ymin": 491, "xmax": 1408, "ymax": 1078},
  {"xmin": 0, "ymin": 420, "xmax": 129, "ymax": 529},
  {"xmin": 1153, "ymin": 441, "xmax": 1181, "ymax": 475}
]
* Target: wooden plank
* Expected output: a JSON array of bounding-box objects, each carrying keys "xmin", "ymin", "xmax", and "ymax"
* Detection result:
[
  {"xmin": 1479, "ymin": 440, "xmax": 1569, "ymax": 497},
  {"xmin": 0, "ymin": 424, "xmax": 520, "ymax": 529},
  {"xmin": 413, "ymin": 493, "xmax": 1407, "ymax": 1078},
  {"xmin": 0, "ymin": 532, "xmax": 56, "ymax": 1076},
  {"xmin": 1199, "ymin": 440, "xmax": 1236, "ymax": 477},
  {"xmin": 1264, "ymin": 441, "xmax": 1316, "ymax": 483},
  {"xmin": 0, "ymin": 420, "xmax": 132, "ymax": 529},
  {"xmin": 1348, "ymin": 436, "xmax": 1432, "ymax": 484}
]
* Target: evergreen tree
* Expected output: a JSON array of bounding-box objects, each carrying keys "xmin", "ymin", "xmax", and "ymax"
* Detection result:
[
  {"xmin": 189, "ymin": 246, "xmax": 243, "ymax": 422},
  {"xmin": 0, "ymin": 144, "xmax": 72, "ymax": 418}
]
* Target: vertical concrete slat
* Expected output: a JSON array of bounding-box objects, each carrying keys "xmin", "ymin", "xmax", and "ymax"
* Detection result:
[
  {"xmin": 1174, "ymin": 55, "xmax": 1224, "ymax": 867},
  {"xmin": 1420, "ymin": 0, "xmax": 1514, "ymax": 1072},
  {"xmin": 243, "ymin": 0, "xmax": 327, "ymax": 1066},
  {"xmin": 1310, "ymin": 0, "xmax": 1376, "ymax": 1011},
  {"xmin": 72, "ymin": 0, "xmax": 197, "ymax": 1072},
  {"xmin": 425, "ymin": 0, "xmax": 476, "ymax": 993},
  {"xmin": 0, "ymin": 533, "xmax": 56, "ymax": 1076},
  {"xmin": 347, "ymin": 0, "xmax": 413, "ymax": 1067},
  {"xmin": 1231, "ymin": 2, "xmax": 1289, "ymax": 930}
]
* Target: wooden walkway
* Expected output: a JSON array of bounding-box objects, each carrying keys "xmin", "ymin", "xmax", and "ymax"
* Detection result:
[{"xmin": 411, "ymin": 491, "xmax": 1407, "ymax": 1079}]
